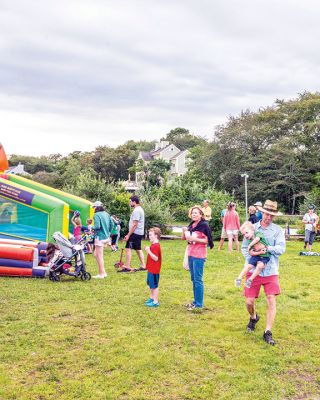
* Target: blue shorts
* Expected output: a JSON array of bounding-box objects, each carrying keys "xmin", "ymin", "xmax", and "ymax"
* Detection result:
[
  {"xmin": 147, "ymin": 272, "xmax": 160, "ymax": 289},
  {"xmin": 248, "ymin": 256, "xmax": 270, "ymax": 267}
]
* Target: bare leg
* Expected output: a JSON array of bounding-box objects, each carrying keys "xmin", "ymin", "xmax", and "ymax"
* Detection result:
[
  {"xmin": 94, "ymin": 245, "xmax": 106, "ymax": 276},
  {"xmin": 265, "ymin": 295, "xmax": 276, "ymax": 331},
  {"xmin": 246, "ymin": 297, "xmax": 256, "ymax": 319},
  {"xmin": 227, "ymin": 234, "xmax": 233, "ymax": 252},
  {"xmin": 136, "ymin": 249, "xmax": 145, "ymax": 268},
  {"xmin": 151, "ymin": 288, "xmax": 159, "ymax": 303},
  {"xmin": 238, "ymin": 264, "xmax": 253, "ymax": 280},
  {"xmin": 247, "ymin": 261, "xmax": 264, "ymax": 282},
  {"xmin": 218, "ymin": 238, "xmax": 224, "ymax": 251},
  {"xmin": 234, "ymin": 235, "xmax": 240, "ymax": 252},
  {"xmin": 125, "ymin": 248, "xmax": 132, "ymax": 270}
]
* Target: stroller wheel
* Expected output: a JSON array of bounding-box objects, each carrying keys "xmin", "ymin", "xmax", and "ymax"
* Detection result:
[
  {"xmin": 49, "ymin": 273, "xmax": 60, "ymax": 282},
  {"xmin": 81, "ymin": 272, "xmax": 91, "ymax": 281}
]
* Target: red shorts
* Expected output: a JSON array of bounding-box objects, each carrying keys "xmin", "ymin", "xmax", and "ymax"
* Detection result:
[{"xmin": 244, "ymin": 274, "xmax": 281, "ymax": 298}]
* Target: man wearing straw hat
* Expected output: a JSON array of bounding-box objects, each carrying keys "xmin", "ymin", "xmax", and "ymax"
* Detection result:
[{"xmin": 241, "ymin": 200, "xmax": 286, "ymax": 345}]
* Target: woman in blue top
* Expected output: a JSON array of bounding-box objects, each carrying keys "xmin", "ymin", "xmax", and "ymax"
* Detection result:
[{"xmin": 92, "ymin": 200, "xmax": 114, "ymax": 279}]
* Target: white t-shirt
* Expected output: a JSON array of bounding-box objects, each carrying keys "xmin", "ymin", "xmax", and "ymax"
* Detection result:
[
  {"xmin": 303, "ymin": 213, "xmax": 317, "ymax": 232},
  {"xmin": 129, "ymin": 205, "xmax": 145, "ymax": 235}
]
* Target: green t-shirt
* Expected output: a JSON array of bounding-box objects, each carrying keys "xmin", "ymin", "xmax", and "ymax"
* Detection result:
[{"xmin": 249, "ymin": 232, "xmax": 271, "ymax": 258}]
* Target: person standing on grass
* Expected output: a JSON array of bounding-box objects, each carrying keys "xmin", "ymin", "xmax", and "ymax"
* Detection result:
[
  {"xmin": 118, "ymin": 195, "xmax": 145, "ymax": 272},
  {"xmin": 302, "ymin": 205, "xmax": 319, "ymax": 252},
  {"xmin": 218, "ymin": 205, "xmax": 228, "ymax": 250},
  {"xmin": 248, "ymin": 205, "xmax": 259, "ymax": 224},
  {"xmin": 182, "ymin": 205, "xmax": 214, "ymax": 311},
  {"xmin": 241, "ymin": 200, "xmax": 285, "ymax": 345},
  {"xmin": 92, "ymin": 201, "xmax": 114, "ymax": 279},
  {"xmin": 254, "ymin": 201, "xmax": 263, "ymax": 221},
  {"xmin": 202, "ymin": 199, "xmax": 212, "ymax": 221},
  {"xmin": 224, "ymin": 202, "xmax": 241, "ymax": 252},
  {"xmin": 144, "ymin": 227, "xmax": 162, "ymax": 308}
]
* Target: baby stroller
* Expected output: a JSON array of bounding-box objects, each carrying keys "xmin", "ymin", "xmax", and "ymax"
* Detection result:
[{"xmin": 48, "ymin": 232, "xmax": 92, "ymax": 282}]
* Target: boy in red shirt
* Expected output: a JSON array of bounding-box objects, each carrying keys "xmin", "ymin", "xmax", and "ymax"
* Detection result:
[{"xmin": 144, "ymin": 227, "xmax": 162, "ymax": 308}]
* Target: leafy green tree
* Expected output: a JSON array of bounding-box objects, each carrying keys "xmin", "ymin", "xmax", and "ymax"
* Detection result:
[
  {"xmin": 187, "ymin": 92, "xmax": 320, "ymax": 212},
  {"xmin": 162, "ymin": 127, "xmax": 207, "ymax": 150}
]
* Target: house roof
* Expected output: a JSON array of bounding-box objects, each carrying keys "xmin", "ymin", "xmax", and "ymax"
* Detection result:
[
  {"xmin": 170, "ymin": 150, "xmax": 188, "ymax": 159},
  {"xmin": 140, "ymin": 151, "xmax": 153, "ymax": 161},
  {"xmin": 150, "ymin": 144, "xmax": 172, "ymax": 156}
]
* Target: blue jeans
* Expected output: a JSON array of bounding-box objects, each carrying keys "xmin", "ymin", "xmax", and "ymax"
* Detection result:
[{"xmin": 188, "ymin": 256, "xmax": 205, "ymax": 308}]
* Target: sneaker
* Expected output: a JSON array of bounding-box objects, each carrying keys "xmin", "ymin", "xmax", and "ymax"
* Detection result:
[
  {"xmin": 235, "ymin": 278, "xmax": 242, "ymax": 288},
  {"xmin": 117, "ymin": 268, "xmax": 132, "ymax": 273},
  {"xmin": 144, "ymin": 298, "xmax": 153, "ymax": 305},
  {"xmin": 186, "ymin": 304, "xmax": 196, "ymax": 311},
  {"xmin": 92, "ymin": 274, "xmax": 106, "ymax": 279},
  {"xmin": 146, "ymin": 301, "xmax": 159, "ymax": 307},
  {"xmin": 246, "ymin": 314, "xmax": 260, "ymax": 332},
  {"xmin": 263, "ymin": 330, "xmax": 276, "ymax": 345},
  {"xmin": 245, "ymin": 279, "xmax": 253, "ymax": 288}
]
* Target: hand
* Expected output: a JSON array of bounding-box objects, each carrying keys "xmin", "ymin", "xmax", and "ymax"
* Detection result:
[
  {"xmin": 182, "ymin": 227, "xmax": 187, "ymax": 232},
  {"xmin": 144, "ymin": 246, "xmax": 150, "ymax": 252},
  {"xmin": 124, "ymin": 235, "xmax": 129, "ymax": 241}
]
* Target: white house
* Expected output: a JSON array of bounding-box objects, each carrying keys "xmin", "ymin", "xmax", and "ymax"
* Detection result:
[
  {"xmin": 6, "ymin": 163, "xmax": 30, "ymax": 176},
  {"xmin": 136, "ymin": 141, "xmax": 189, "ymax": 183}
]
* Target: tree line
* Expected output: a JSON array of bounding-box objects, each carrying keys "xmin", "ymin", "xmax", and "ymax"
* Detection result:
[{"xmin": 9, "ymin": 92, "xmax": 320, "ymax": 218}]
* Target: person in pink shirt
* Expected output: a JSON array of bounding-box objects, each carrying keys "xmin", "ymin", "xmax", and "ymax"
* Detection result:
[
  {"xmin": 71, "ymin": 211, "xmax": 82, "ymax": 242},
  {"xmin": 223, "ymin": 202, "xmax": 241, "ymax": 252},
  {"xmin": 182, "ymin": 205, "xmax": 214, "ymax": 311}
]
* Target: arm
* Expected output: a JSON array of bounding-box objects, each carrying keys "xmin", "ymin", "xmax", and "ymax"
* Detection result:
[
  {"xmin": 190, "ymin": 235, "xmax": 208, "ymax": 245},
  {"xmin": 236, "ymin": 213, "xmax": 241, "ymax": 230},
  {"xmin": 144, "ymin": 246, "xmax": 158, "ymax": 261},
  {"xmin": 93, "ymin": 214, "xmax": 101, "ymax": 231},
  {"xmin": 248, "ymin": 236, "xmax": 260, "ymax": 250},
  {"xmin": 266, "ymin": 228, "xmax": 286, "ymax": 256},
  {"xmin": 124, "ymin": 221, "xmax": 138, "ymax": 241},
  {"xmin": 71, "ymin": 215, "xmax": 76, "ymax": 227}
]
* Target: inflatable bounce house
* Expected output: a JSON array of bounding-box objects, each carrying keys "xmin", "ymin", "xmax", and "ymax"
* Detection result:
[{"xmin": 0, "ymin": 143, "xmax": 94, "ymax": 277}]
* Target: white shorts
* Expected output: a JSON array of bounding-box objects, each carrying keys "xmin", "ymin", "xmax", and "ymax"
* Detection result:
[
  {"xmin": 94, "ymin": 238, "xmax": 111, "ymax": 247},
  {"xmin": 220, "ymin": 227, "xmax": 228, "ymax": 239},
  {"xmin": 226, "ymin": 229, "xmax": 239, "ymax": 236}
]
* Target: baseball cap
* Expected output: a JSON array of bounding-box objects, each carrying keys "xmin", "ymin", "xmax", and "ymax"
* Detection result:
[
  {"xmin": 93, "ymin": 201, "xmax": 103, "ymax": 207},
  {"xmin": 254, "ymin": 201, "xmax": 262, "ymax": 207}
]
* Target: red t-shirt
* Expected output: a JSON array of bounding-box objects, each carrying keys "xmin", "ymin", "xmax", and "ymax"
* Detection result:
[{"xmin": 146, "ymin": 242, "xmax": 162, "ymax": 274}]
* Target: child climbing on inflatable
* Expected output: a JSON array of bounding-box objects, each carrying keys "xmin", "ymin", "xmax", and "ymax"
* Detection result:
[{"xmin": 235, "ymin": 221, "xmax": 271, "ymax": 288}]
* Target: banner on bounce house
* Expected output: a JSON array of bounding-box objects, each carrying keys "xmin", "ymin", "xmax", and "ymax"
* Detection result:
[{"xmin": 0, "ymin": 177, "xmax": 68, "ymax": 242}]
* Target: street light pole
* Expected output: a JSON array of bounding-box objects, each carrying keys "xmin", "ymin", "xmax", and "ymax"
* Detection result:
[{"xmin": 241, "ymin": 173, "xmax": 249, "ymax": 220}]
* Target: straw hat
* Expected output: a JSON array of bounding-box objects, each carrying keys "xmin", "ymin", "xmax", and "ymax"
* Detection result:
[{"xmin": 256, "ymin": 200, "xmax": 282, "ymax": 216}]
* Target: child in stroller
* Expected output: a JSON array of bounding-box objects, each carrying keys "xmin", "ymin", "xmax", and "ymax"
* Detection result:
[{"xmin": 47, "ymin": 232, "xmax": 92, "ymax": 282}]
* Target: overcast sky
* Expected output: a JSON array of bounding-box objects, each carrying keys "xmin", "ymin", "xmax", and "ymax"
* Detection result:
[{"xmin": 1, "ymin": 0, "xmax": 319, "ymax": 156}]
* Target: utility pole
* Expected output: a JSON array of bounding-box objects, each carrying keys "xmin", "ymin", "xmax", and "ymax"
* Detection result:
[{"xmin": 241, "ymin": 173, "xmax": 249, "ymax": 220}]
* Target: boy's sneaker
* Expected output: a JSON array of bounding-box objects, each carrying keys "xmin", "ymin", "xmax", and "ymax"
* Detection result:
[
  {"xmin": 186, "ymin": 304, "xmax": 196, "ymax": 311},
  {"xmin": 144, "ymin": 298, "xmax": 153, "ymax": 305},
  {"xmin": 246, "ymin": 314, "xmax": 260, "ymax": 332},
  {"xmin": 146, "ymin": 301, "xmax": 159, "ymax": 307},
  {"xmin": 263, "ymin": 330, "xmax": 276, "ymax": 345},
  {"xmin": 235, "ymin": 278, "xmax": 242, "ymax": 288},
  {"xmin": 245, "ymin": 279, "xmax": 253, "ymax": 288}
]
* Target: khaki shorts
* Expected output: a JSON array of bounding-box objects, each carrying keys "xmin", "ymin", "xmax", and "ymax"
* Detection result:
[
  {"xmin": 94, "ymin": 238, "xmax": 111, "ymax": 247},
  {"xmin": 220, "ymin": 227, "xmax": 228, "ymax": 239}
]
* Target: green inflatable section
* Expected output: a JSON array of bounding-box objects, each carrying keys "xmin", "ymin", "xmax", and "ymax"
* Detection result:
[
  {"xmin": 0, "ymin": 177, "xmax": 68, "ymax": 242},
  {"xmin": 7, "ymin": 175, "xmax": 94, "ymax": 231}
]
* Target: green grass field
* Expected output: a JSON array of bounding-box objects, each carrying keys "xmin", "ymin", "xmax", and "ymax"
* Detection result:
[{"xmin": 1, "ymin": 240, "xmax": 319, "ymax": 400}]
